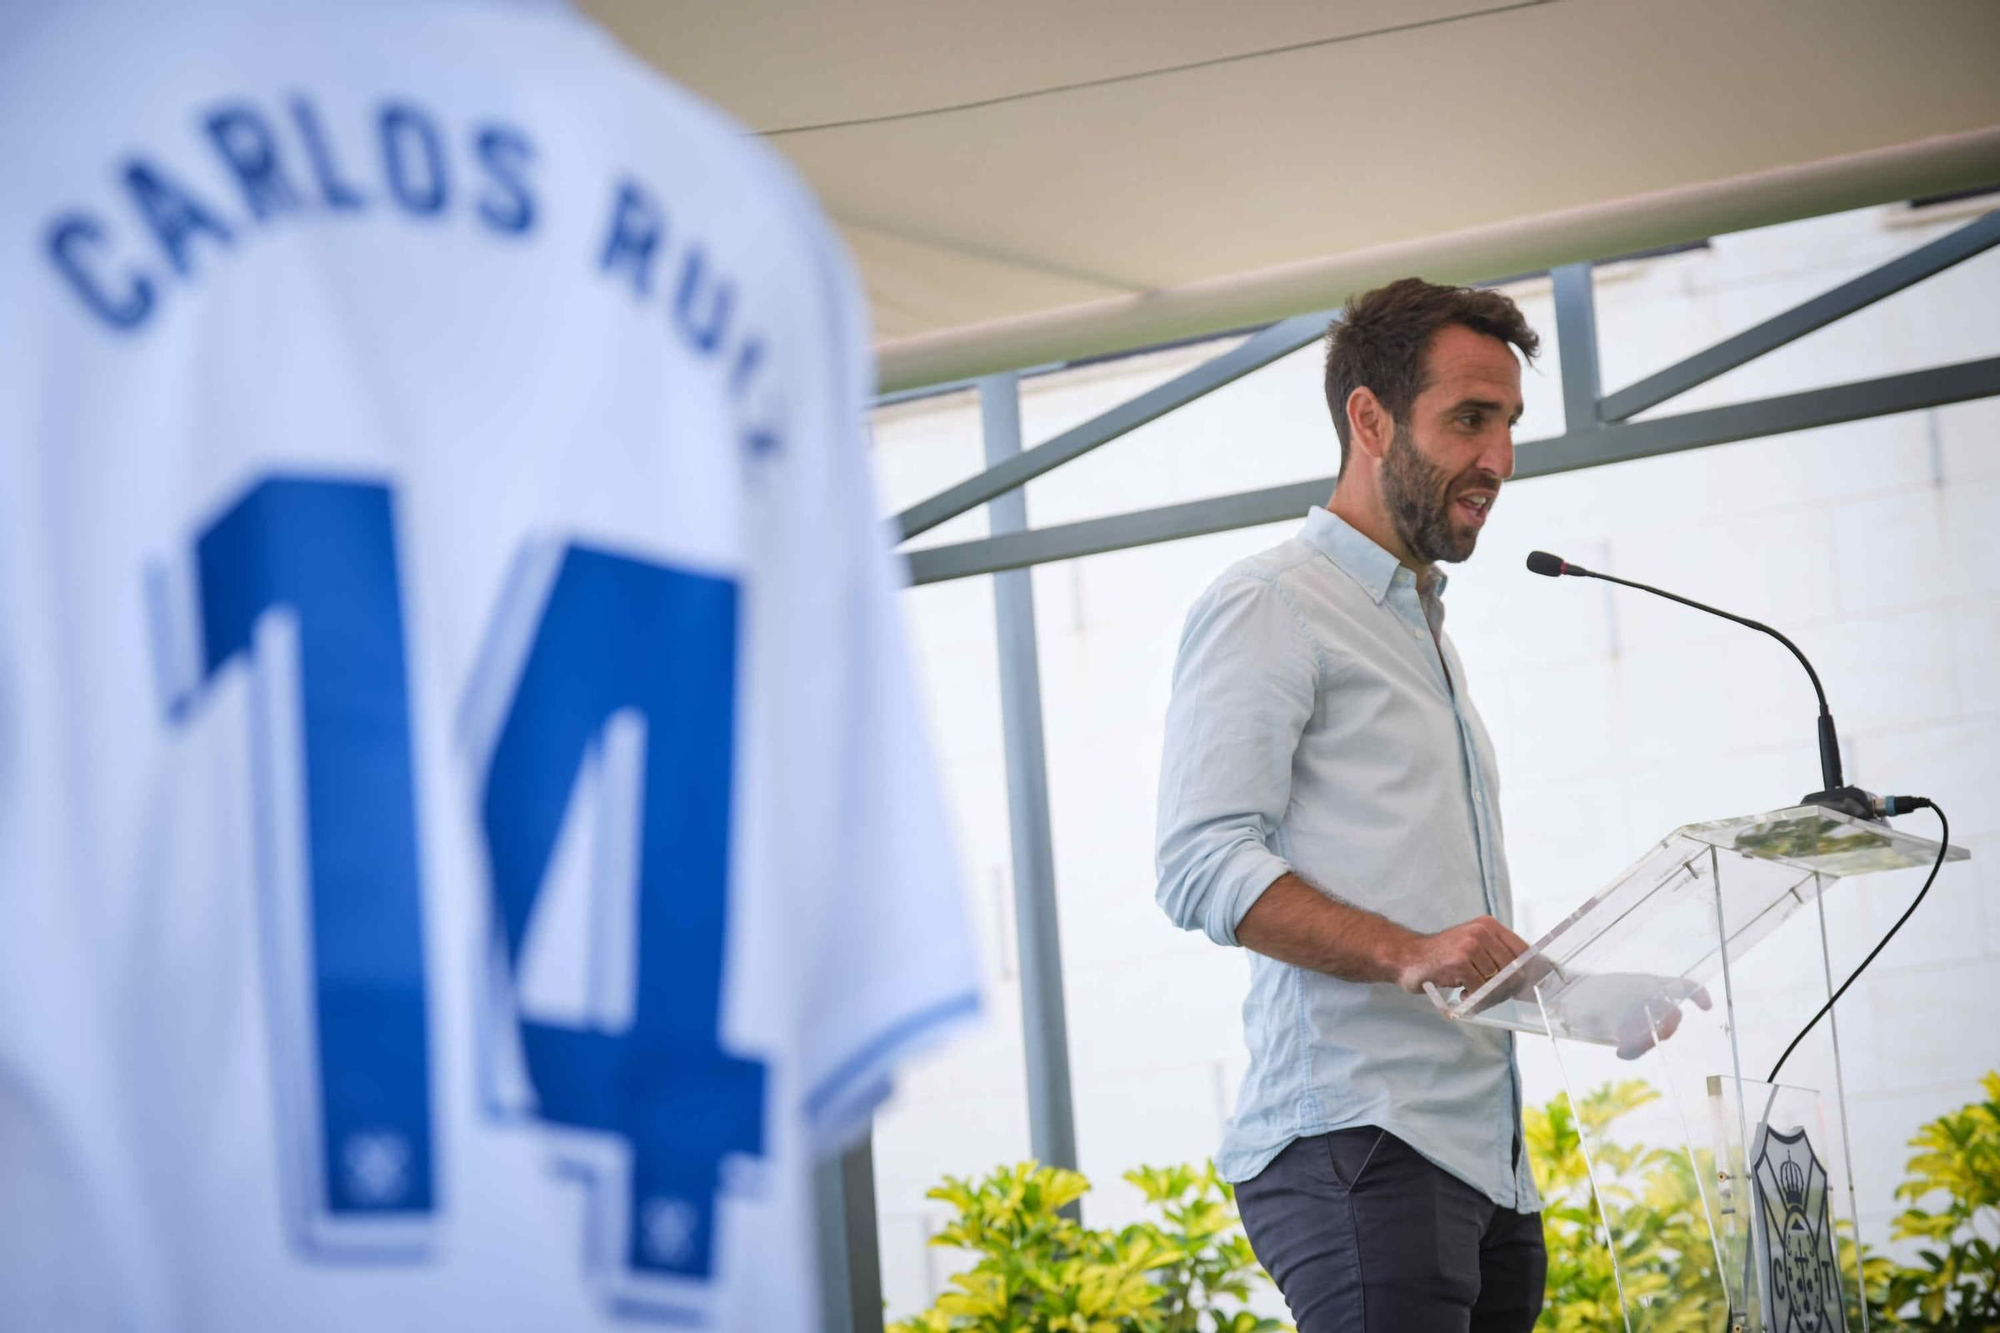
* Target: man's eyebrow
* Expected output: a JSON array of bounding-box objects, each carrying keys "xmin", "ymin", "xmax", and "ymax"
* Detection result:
[{"xmin": 1446, "ymin": 397, "xmax": 1522, "ymax": 417}]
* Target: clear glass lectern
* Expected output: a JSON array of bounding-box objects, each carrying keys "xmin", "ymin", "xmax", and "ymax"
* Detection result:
[{"xmin": 1428, "ymin": 805, "xmax": 1968, "ymax": 1332}]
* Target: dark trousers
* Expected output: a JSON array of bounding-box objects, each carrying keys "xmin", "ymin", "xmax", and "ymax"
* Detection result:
[{"xmin": 1234, "ymin": 1127, "xmax": 1546, "ymax": 1333}]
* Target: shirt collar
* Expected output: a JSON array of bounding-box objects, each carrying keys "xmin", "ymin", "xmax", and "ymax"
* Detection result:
[{"xmin": 1299, "ymin": 506, "xmax": 1447, "ymax": 603}]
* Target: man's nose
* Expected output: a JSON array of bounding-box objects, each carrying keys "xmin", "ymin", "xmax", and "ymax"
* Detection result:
[{"xmin": 1481, "ymin": 427, "xmax": 1516, "ymax": 483}]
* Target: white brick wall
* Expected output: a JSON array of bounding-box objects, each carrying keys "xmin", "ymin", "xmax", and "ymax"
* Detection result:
[{"xmin": 867, "ymin": 201, "xmax": 2000, "ymax": 1316}]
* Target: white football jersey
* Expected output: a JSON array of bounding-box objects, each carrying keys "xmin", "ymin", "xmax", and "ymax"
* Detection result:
[{"xmin": 0, "ymin": 2, "xmax": 980, "ymax": 1329}]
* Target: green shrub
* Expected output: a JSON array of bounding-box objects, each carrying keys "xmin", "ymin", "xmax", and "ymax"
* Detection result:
[
  {"xmin": 884, "ymin": 1159, "xmax": 1286, "ymax": 1333},
  {"xmin": 1528, "ymin": 1078, "xmax": 1898, "ymax": 1331},
  {"xmin": 1877, "ymin": 1071, "xmax": 2000, "ymax": 1330},
  {"xmin": 1529, "ymin": 1078, "xmax": 1717, "ymax": 1331},
  {"xmin": 887, "ymin": 1073, "xmax": 1999, "ymax": 1330},
  {"xmin": 1526, "ymin": 1074, "xmax": 2000, "ymax": 1331}
]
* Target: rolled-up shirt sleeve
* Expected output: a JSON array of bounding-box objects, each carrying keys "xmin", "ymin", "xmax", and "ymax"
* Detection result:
[{"xmin": 1155, "ymin": 571, "xmax": 1321, "ymax": 947}]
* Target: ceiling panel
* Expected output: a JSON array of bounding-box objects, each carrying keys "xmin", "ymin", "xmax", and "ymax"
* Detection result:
[
  {"xmin": 583, "ymin": 0, "xmax": 2000, "ymax": 386},
  {"xmin": 584, "ymin": 0, "xmax": 1508, "ymax": 130}
]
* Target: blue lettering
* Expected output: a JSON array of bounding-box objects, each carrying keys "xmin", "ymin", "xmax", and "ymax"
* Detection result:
[
  {"xmin": 123, "ymin": 158, "xmax": 234, "ymax": 277},
  {"xmin": 379, "ymin": 102, "xmax": 448, "ymax": 216},
  {"xmin": 672, "ymin": 247, "xmax": 732, "ymax": 356},
  {"xmin": 731, "ymin": 339, "xmax": 782, "ymax": 456},
  {"xmin": 597, "ymin": 180, "xmax": 662, "ymax": 300},
  {"xmin": 472, "ymin": 124, "xmax": 536, "ymax": 236},
  {"xmin": 728, "ymin": 337, "xmax": 764, "ymax": 399},
  {"xmin": 290, "ymin": 96, "xmax": 366, "ymax": 211},
  {"xmin": 45, "ymin": 213, "xmax": 155, "ymax": 330},
  {"xmin": 205, "ymin": 103, "xmax": 302, "ymax": 222}
]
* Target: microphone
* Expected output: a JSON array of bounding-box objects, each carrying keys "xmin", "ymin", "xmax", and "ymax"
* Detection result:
[{"xmin": 1525, "ymin": 550, "xmax": 1879, "ymax": 821}]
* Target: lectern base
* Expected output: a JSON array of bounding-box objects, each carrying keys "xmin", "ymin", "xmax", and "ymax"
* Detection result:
[{"xmin": 1710, "ymin": 1077, "xmax": 1857, "ymax": 1333}]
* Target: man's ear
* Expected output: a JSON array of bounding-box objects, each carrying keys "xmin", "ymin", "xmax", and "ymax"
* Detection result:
[{"xmin": 1346, "ymin": 387, "xmax": 1393, "ymax": 464}]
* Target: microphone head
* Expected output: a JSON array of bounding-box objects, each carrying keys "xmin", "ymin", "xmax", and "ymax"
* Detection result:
[{"xmin": 1526, "ymin": 550, "xmax": 1567, "ymax": 578}]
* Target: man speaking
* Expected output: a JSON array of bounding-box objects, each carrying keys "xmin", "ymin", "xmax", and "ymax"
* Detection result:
[{"xmin": 1155, "ymin": 278, "xmax": 1546, "ymax": 1331}]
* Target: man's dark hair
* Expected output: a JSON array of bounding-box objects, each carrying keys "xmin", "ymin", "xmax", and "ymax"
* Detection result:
[{"xmin": 1323, "ymin": 277, "xmax": 1540, "ymax": 476}]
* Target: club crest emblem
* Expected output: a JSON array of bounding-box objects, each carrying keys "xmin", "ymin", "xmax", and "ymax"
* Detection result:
[{"xmin": 1751, "ymin": 1125, "xmax": 1846, "ymax": 1332}]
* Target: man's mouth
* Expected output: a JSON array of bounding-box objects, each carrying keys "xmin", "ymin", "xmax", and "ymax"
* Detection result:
[{"xmin": 1454, "ymin": 490, "xmax": 1496, "ymax": 528}]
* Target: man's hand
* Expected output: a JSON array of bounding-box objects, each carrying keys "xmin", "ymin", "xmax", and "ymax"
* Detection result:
[
  {"xmin": 1534, "ymin": 972, "xmax": 1713, "ymax": 1057},
  {"xmin": 1393, "ymin": 915, "xmax": 1531, "ymax": 995},
  {"xmin": 1610, "ymin": 979, "xmax": 1712, "ymax": 1060}
]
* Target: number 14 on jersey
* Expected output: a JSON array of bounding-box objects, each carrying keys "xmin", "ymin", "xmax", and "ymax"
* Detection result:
[{"xmin": 147, "ymin": 474, "xmax": 766, "ymax": 1312}]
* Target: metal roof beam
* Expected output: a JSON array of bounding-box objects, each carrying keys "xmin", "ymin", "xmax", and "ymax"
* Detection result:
[
  {"xmin": 1601, "ymin": 208, "xmax": 2000, "ymax": 422},
  {"xmin": 1533, "ymin": 354, "xmax": 2000, "ymax": 474},
  {"xmin": 903, "ymin": 355, "xmax": 2000, "ymax": 584},
  {"xmin": 906, "ymin": 477, "xmax": 1330, "ymax": 583},
  {"xmin": 894, "ymin": 309, "xmax": 1333, "ymax": 541}
]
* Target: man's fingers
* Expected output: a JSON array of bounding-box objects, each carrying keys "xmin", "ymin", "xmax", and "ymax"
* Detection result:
[
  {"xmin": 1611, "ymin": 989, "xmax": 1707, "ymax": 1060},
  {"xmin": 1472, "ymin": 916, "xmax": 1530, "ymax": 956},
  {"xmin": 1425, "ymin": 918, "xmax": 1538, "ymax": 994},
  {"xmin": 1615, "ymin": 1008, "xmax": 1666, "ymax": 1061},
  {"xmin": 1478, "ymin": 937, "xmax": 1520, "ymax": 981}
]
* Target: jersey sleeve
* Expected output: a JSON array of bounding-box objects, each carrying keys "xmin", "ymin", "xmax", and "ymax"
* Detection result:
[{"xmin": 788, "ymin": 215, "xmax": 982, "ymax": 1157}]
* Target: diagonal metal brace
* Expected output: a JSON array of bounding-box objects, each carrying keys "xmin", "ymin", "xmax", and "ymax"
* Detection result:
[
  {"xmin": 894, "ymin": 309, "xmax": 1335, "ymax": 541},
  {"xmin": 1601, "ymin": 209, "xmax": 2000, "ymax": 422}
]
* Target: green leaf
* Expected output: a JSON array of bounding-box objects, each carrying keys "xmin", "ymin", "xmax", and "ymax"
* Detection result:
[{"xmin": 891, "ymin": 1070, "xmax": 2000, "ymax": 1333}]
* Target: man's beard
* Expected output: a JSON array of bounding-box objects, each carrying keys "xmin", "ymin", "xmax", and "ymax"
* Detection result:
[{"xmin": 1381, "ymin": 425, "xmax": 1486, "ymax": 565}]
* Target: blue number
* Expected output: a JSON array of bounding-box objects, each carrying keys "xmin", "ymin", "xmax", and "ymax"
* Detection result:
[
  {"xmin": 155, "ymin": 476, "xmax": 766, "ymax": 1305},
  {"xmin": 476, "ymin": 545, "xmax": 766, "ymax": 1293},
  {"xmin": 156, "ymin": 476, "xmax": 433, "ymax": 1256}
]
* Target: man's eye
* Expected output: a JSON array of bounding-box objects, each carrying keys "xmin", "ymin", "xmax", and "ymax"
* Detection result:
[{"xmin": 1458, "ymin": 413, "xmax": 1481, "ymax": 428}]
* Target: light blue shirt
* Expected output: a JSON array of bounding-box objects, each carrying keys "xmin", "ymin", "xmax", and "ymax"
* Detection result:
[{"xmin": 1156, "ymin": 506, "xmax": 1539, "ymax": 1211}]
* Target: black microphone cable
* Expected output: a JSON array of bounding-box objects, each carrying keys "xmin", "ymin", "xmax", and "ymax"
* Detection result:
[{"xmin": 1766, "ymin": 798, "xmax": 1948, "ymax": 1084}]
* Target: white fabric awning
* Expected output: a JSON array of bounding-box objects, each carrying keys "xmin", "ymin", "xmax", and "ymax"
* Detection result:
[{"xmin": 585, "ymin": 0, "xmax": 2000, "ymax": 389}]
